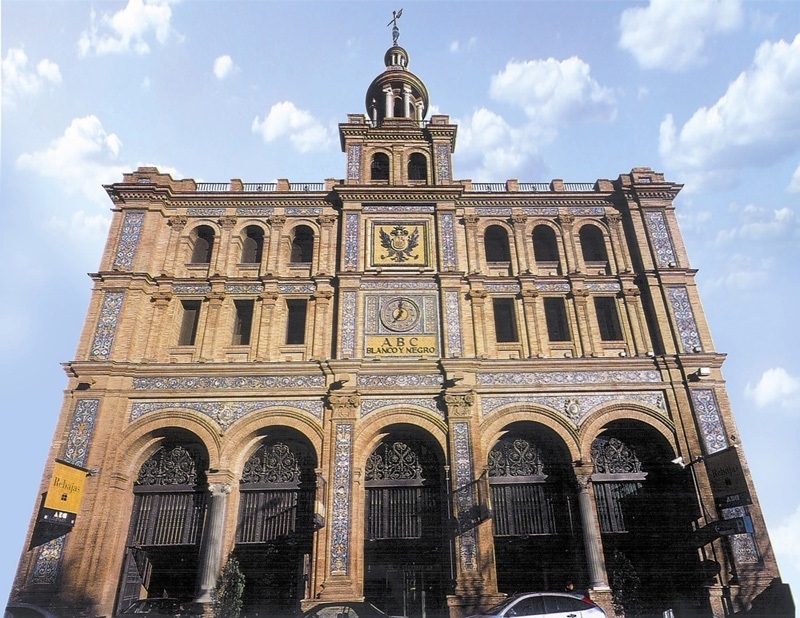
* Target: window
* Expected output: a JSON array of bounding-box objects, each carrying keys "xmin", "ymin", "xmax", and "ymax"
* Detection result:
[
  {"xmin": 178, "ymin": 300, "xmax": 201, "ymax": 346},
  {"xmin": 579, "ymin": 225, "xmax": 608, "ymax": 263},
  {"xmin": 371, "ymin": 153, "xmax": 390, "ymax": 180},
  {"xmin": 290, "ymin": 226, "xmax": 314, "ymax": 263},
  {"xmin": 594, "ymin": 296, "xmax": 623, "ymax": 341},
  {"xmin": 543, "ymin": 297, "xmax": 570, "ymax": 342},
  {"xmin": 240, "ymin": 226, "xmax": 264, "ymax": 264},
  {"xmin": 484, "ymin": 225, "xmax": 511, "ymax": 262},
  {"xmin": 190, "ymin": 226, "xmax": 215, "ymax": 264},
  {"xmin": 232, "ymin": 300, "xmax": 254, "ymax": 345},
  {"xmin": 285, "ymin": 299, "xmax": 307, "ymax": 344},
  {"xmin": 532, "ymin": 225, "xmax": 559, "ymax": 262},
  {"xmin": 493, "ymin": 298, "xmax": 519, "ymax": 343},
  {"xmin": 408, "ymin": 153, "xmax": 427, "ymax": 182}
]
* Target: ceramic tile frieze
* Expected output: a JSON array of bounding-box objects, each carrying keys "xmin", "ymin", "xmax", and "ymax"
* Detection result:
[
  {"xmin": 535, "ymin": 282, "xmax": 570, "ymax": 293},
  {"xmin": 173, "ymin": 284, "xmax": 211, "ymax": 295},
  {"xmin": 278, "ymin": 284, "xmax": 316, "ymax": 295},
  {"xmin": 478, "ymin": 370, "xmax": 661, "ymax": 386},
  {"xmin": 188, "ymin": 208, "xmax": 226, "ymax": 217},
  {"xmin": 481, "ymin": 392, "xmax": 665, "ymax": 422},
  {"xmin": 133, "ymin": 375, "xmax": 325, "ymax": 390},
  {"xmin": 363, "ymin": 205, "xmax": 434, "ymax": 214},
  {"xmin": 361, "ymin": 280, "xmax": 438, "ymax": 290},
  {"xmin": 445, "ymin": 290, "xmax": 463, "ymax": 357},
  {"xmin": 347, "ymin": 145, "xmax": 362, "ymax": 180},
  {"xmin": 113, "ymin": 211, "xmax": 145, "ymax": 270},
  {"xmin": 360, "ymin": 397, "xmax": 443, "ymax": 419},
  {"xmin": 357, "ymin": 374, "xmax": 444, "ymax": 388},
  {"xmin": 522, "ymin": 207, "xmax": 559, "ymax": 216},
  {"xmin": 286, "ymin": 207, "xmax": 323, "ymax": 216},
  {"xmin": 436, "ymin": 144, "xmax": 451, "ymax": 181},
  {"xmin": 340, "ymin": 291, "xmax": 357, "ymax": 356},
  {"xmin": 586, "ymin": 282, "xmax": 621, "ymax": 292},
  {"xmin": 690, "ymin": 389, "xmax": 728, "ymax": 454},
  {"xmin": 344, "ymin": 214, "xmax": 360, "ymax": 270},
  {"xmin": 645, "ymin": 210, "xmax": 678, "ymax": 267},
  {"xmin": 130, "ymin": 398, "xmax": 324, "ymax": 429},
  {"xmin": 225, "ymin": 283, "xmax": 265, "ymax": 294},
  {"xmin": 330, "ymin": 423, "xmax": 353, "ymax": 574},
  {"xmin": 666, "ymin": 286, "xmax": 702, "ymax": 353},
  {"xmin": 90, "ymin": 292, "xmax": 125, "ymax": 359},
  {"xmin": 452, "ymin": 422, "xmax": 477, "ymax": 570},
  {"xmin": 237, "ymin": 207, "xmax": 274, "ymax": 217},
  {"xmin": 485, "ymin": 283, "xmax": 521, "ymax": 294},
  {"xmin": 439, "ymin": 213, "xmax": 457, "ymax": 270}
]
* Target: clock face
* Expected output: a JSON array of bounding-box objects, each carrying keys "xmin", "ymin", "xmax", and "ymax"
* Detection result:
[{"xmin": 380, "ymin": 297, "xmax": 421, "ymax": 332}]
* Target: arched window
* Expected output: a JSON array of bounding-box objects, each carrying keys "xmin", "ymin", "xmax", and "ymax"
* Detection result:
[
  {"xmin": 240, "ymin": 226, "xmax": 264, "ymax": 264},
  {"xmin": 579, "ymin": 225, "xmax": 608, "ymax": 263},
  {"xmin": 484, "ymin": 225, "xmax": 511, "ymax": 263},
  {"xmin": 532, "ymin": 225, "xmax": 559, "ymax": 262},
  {"xmin": 371, "ymin": 153, "xmax": 390, "ymax": 181},
  {"xmin": 591, "ymin": 436, "xmax": 646, "ymax": 533},
  {"xmin": 408, "ymin": 153, "xmax": 427, "ymax": 182},
  {"xmin": 190, "ymin": 226, "xmax": 215, "ymax": 264},
  {"xmin": 290, "ymin": 225, "xmax": 314, "ymax": 263}
]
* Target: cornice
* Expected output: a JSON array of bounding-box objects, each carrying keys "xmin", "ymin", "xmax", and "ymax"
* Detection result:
[{"xmin": 335, "ymin": 186, "xmax": 464, "ymax": 202}]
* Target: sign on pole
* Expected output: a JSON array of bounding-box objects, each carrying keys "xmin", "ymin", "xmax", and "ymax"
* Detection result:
[
  {"xmin": 40, "ymin": 459, "xmax": 90, "ymax": 527},
  {"xmin": 703, "ymin": 446, "xmax": 752, "ymax": 508}
]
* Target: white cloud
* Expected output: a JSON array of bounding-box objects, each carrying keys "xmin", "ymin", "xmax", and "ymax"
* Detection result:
[
  {"xmin": 619, "ymin": 0, "xmax": 742, "ymax": 71},
  {"xmin": 772, "ymin": 504, "xmax": 800, "ymax": 572},
  {"xmin": 745, "ymin": 367, "xmax": 800, "ymax": 413},
  {"xmin": 252, "ymin": 101, "xmax": 332, "ymax": 153},
  {"xmin": 16, "ymin": 115, "xmax": 127, "ymax": 204},
  {"xmin": 213, "ymin": 55, "xmax": 236, "ymax": 80},
  {"xmin": 46, "ymin": 210, "xmax": 112, "ymax": 249},
  {"xmin": 490, "ymin": 57, "xmax": 616, "ymax": 127},
  {"xmin": 2, "ymin": 47, "xmax": 62, "ymax": 108},
  {"xmin": 704, "ymin": 254, "xmax": 773, "ymax": 290},
  {"xmin": 659, "ymin": 34, "xmax": 800, "ymax": 190},
  {"xmin": 789, "ymin": 163, "xmax": 800, "ymax": 193},
  {"xmin": 714, "ymin": 205, "xmax": 797, "ymax": 244},
  {"xmin": 450, "ymin": 37, "xmax": 477, "ymax": 53},
  {"xmin": 78, "ymin": 0, "xmax": 175, "ymax": 57}
]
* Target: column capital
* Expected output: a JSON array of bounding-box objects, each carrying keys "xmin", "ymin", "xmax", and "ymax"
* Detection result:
[
  {"xmin": 218, "ymin": 215, "xmax": 237, "ymax": 229},
  {"xmin": 151, "ymin": 291, "xmax": 173, "ymax": 306},
  {"xmin": 269, "ymin": 214, "xmax": 286, "ymax": 227},
  {"xmin": 444, "ymin": 391, "xmax": 476, "ymax": 417},
  {"xmin": 557, "ymin": 213, "xmax": 575, "ymax": 227},
  {"xmin": 168, "ymin": 215, "xmax": 187, "ymax": 230},
  {"xmin": 510, "ymin": 213, "xmax": 528, "ymax": 227},
  {"xmin": 464, "ymin": 213, "xmax": 481, "ymax": 227},
  {"xmin": 208, "ymin": 482, "xmax": 232, "ymax": 497}
]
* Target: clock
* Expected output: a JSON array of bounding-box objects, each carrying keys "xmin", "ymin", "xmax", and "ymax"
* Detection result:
[{"xmin": 380, "ymin": 297, "xmax": 421, "ymax": 332}]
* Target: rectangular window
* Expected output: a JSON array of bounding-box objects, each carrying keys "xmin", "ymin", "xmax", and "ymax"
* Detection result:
[
  {"xmin": 178, "ymin": 300, "xmax": 201, "ymax": 346},
  {"xmin": 232, "ymin": 299, "xmax": 255, "ymax": 345},
  {"xmin": 493, "ymin": 298, "xmax": 519, "ymax": 343},
  {"xmin": 595, "ymin": 296, "xmax": 623, "ymax": 341},
  {"xmin": 543, "ymin": 297, "xmax": 570, "ymax": 342},
  {"xmin": 285, "ymin": 299, "xmax": 308, "ymax": 345}
]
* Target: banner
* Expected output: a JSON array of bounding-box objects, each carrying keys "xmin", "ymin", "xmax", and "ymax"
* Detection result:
[
  {"xmin": 40, "ymin": 459, "xmax": 89, "ymax": 527},
  {"xmin": 703, "ymin": 446, "xmax": 752, "ymax": 508}
]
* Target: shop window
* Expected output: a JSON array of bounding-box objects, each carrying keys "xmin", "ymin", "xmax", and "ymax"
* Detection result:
[
  {"xmin": 544, "ymin": 297, "xmax": 570, "ymax": 342},
  {"xmin": 595, "ymin": 296, "xmax": 623, "ymax": 341},
  {"xmin": 485, "ymin": 225, "xmax": 511, "ymax": 262},
  {"xmin": 232, "ymin": 299, "xmax": 254, "ymax": 346},
  {"xmin": 371, "ymin": 153, "xmax": 390, "ymax": 181},
  {"xmin": 285, "ymin": 299, "xmax": 307, "ymax": 344},
  {"xmin": 241, "ymin": 226, "xmax": 264, "ymax": 264},
  {"xmin": 178, "ymin": 300, "xmax": 201, "ymax": 346},
  {"xmin": 579, "ymin": 225, "xmax": 608, "ymax": 263},
  {"xmin": 290, "ymin": 226, "xmax": 314, "ymax": 263},
  {"xmin": 190, "ymin": 226, "xmax": 215, "ymax": 264},
  {"xmin": 408, "ymin": 153, "xmax": 427, "ymax": 182},
  {"xmin": 532, "ymin": 225, "xmax": 559, "ymax": 262},
  {"xmin": 493, "ymin": 298, "xmax": 519, "ymax": 343}
]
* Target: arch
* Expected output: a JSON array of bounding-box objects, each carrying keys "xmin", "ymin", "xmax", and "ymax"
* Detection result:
[
  {"xmin": 240, "ymin": 225, "xmax": 264, "ymax": 264},
  {"xmin": 578, "ymin": 223, "xmax": 608, "ymax": 263},
  {"xmin": 532, "ymin": 224, "xmax": 560, "ymax": 263},
  {"xmin": 370, "ymin": 152, "xmax": 390, "ymax": 181},
  {"xmin": 407, "ymin": 152, "xmax": 427, "ymax": 182},
  {"xmin": 484, "ymin": 224, "xmax": 512, "ymax": 263},
  {"xmin": 289, "ymin": 224, "xmax": 314, "ymax": 263},
  {"xmin": 190, "ymin": 224, "xmax": 215, "ymax": 264},
  {"xmin": 353, "ymin": 408, "xmax": 448, "ymax": 469}
]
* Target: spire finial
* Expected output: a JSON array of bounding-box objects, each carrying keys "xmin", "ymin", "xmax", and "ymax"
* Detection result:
[{"xmin": 387, "ymin": 8, "xmax": 403, "ymax": 46}]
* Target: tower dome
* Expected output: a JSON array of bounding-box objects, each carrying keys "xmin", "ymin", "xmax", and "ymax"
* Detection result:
[{"xmin": 365, "ymin": 43, "xmax": 429, "ymax": 123}]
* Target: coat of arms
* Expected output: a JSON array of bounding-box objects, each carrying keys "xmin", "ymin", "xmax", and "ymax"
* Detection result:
[{"xmin": 379, "ymin": 225, "xmax": 420, "ymax": 263}]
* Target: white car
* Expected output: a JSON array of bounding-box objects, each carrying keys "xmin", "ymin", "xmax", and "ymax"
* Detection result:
[{"xmin": 467, "ymin": 592, "xmax": 606, "ymax": 618}]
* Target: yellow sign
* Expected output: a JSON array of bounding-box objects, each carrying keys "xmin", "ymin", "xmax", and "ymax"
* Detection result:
[
  {"xmin": 366, "ymin": 335, "xmax": 438, "ymax": 356},
  {"xmin": 372, "ymin": 223, "xmax": 428, "ymax": 266},
  {"xmin": 42, "ymin": 460, "xmax": 88, "ymax": 526}
]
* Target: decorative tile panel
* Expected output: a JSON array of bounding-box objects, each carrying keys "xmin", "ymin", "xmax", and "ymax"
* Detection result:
[
  {"xmin": 722, "ymin": 506, "xmax": 759, "ymax": 564},
  {"xmin": 568, "ymin": 207, "xmax": 605, "ymax": 215},
  {"xmin": 436, "ymin": 144, "xmax": 451, "ymax": 181},
  {"xmin": 481, "ymin": 392, "xmax": 665, "ymax": 423},
  {"xmin": 452, "ymin": 422, "xmax": 477, "ymax": 570},
  {"xmin": 344, "ymin": 214, "xmax": 360, "ymax": 270},
  {"xmin": 347, "ymin": 145, "xmax": 362, "ymax": 180},
  {"xmin": 330, "ymin": 424, "xmax": 353, "ymax": 574},
  {"xmin": 439, "ymin": 213, "xmax": 457, "ymax": 270},
  {"xmin": 645, "ymin": 210, "xmax": 677, "ymax": 267},
  {"xmin": 690, "ymin": 389, "xmax": 728, "ymax": 454},
  {"xmin": 341, "ymin": 291, "xmax": 357, "ymax": 357},
  {"xmin": 485, "ymin": 283, "xmax": 521, "ymax": 294},
  {"xmin": 445, "ymin": 290, "xmax": 463, "ymax": 357},
  {"xmin": 64, "ymin": 399, "xmax": 100, "ymax": 467},
  {"xmin": 237, "ymin": 207, "xmax": 274, "ymax": 217},
  {"xmin": 535, "ymin": 282, "xmax": 570, "ymax": 293},
  {"xmin": 363, "ymin": 205, "xmax": 434, "ymax": 214},
  {"xmin": 130, "ymin": 398, "xmax": 324, "ymax": 428},
  {"xmin": 113, "ymin": 211, "xmax": 145, "ymax": 270},
  {"xmin": 360, "ymin": 397, "xmax": 443, "ymax": 419},
  {"xmin": 90, "ymin": 292, "xmax": 124, "ymax": 359},
  {"xmin": 476, "ymin": 207, "xmax": 512, "ymax": 216},
  {"xmin": 133, "ymin": 375, "xmax": 325, "ymax": 390},
  {"xmin": 31, "ymin": 537, "xmax": 65, "ymax": 584},
  {"xmin": 586, "ymin": 282, "xmax": 621, "ymax": 292},
  {"xmin": 278, "ymin": 284, "xmax": 316, "ymax": 295},
  {"xmin": 188, "ymin": 208, "xmax": 226, "ymax": 217},
  {"xmin": 522, "ymin": 207, "xmax": 559, "ymax": 216},
  {"xmin": 361, "ymin": 280, "xmax": 438, "ymax": 290},
  {"xmin": 174, "ymin": 284, "xmax": 211, "ymax": 295},
  {"xmin": 286, "ymin": 207, "xmax": 323, "ymax": 216},
  {"xmin": 423, "ymin": 295, "xmax": 438, "ymax": 332},
  {"xmin": 666, "ymin": 286, "xmax": 702, "ymax": 353},
  {"xmin": 357, "ymin": 374, "xmax": 444, "ymax": 388},
  {"xmin": 225, "ymin": 284, "xmax": 264, "ymax": 294},
  {"xmin": 478, "ymin": 370, "xmax": 661, "ymax": 386}
]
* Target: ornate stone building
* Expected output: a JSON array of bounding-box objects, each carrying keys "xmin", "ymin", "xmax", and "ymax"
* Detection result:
[{"xmin": 9, "ymin": 30, "xmax": 791, "ymax": 618}]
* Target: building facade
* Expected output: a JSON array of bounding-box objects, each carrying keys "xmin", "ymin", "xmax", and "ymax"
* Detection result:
[{"xmin": 9, "ymin": 35, "xmax": 792, "ymax": 618}]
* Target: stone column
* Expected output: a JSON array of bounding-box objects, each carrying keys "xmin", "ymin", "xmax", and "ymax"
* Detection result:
[
  {"xmin": 520, "ymin": 288, "xmax": 542, "ymax": 357},
  {"xmin": 266, "ymin": 215, "xmax": 286, "ymax": 275},
  {"xmin": 622, "ymin": 284, "xmax": 649, "ymax": 356},
  {"xmin": 201, "ymin": 290, "xmax": 225, "ymax": 361},
  {"xmin": 317, "ymin": 215, "xmax": 337, "ymax": 276},
  {"xmin": 570, "ymin": 287, "xmax": 593, "ymax": 357},
  {"xmin": 144, "ymin": 291, "xmax": 173, "ymax": 362},
  {"xmin": 403, "ymin": 84, "xmax": 413, "ymax": 118},
  {"xmin": 463, "ymin": 214, "xmax": 481, "ymax": 274},
  {"xmin": 311, "ymin": 289, "xmax": 333, "ymax": 360},
  {"xmin": 255, "ymin": 290, "xmax": 279, "ymax": 361},
  {"xmin": 164, "ymin": 215, "xmax": 187, "ymax": 277},
  {"xmin": 195, "ymin": 482, "xmax": 232, "ymax": 603},
  {"xmin": 575, "ymin": 475, "xmax": 610, "ymax": 591},
  {"xmin": 216, "ymin": 215, "xmax": 237, "ymax": 274},
  {"xmin": 605, "ymin": 213, "xmax": 630, "ymax": 273},
  {"xmin": 384, "ymin": 85, "xmax": 394, "ymax": 118},
  {"xmin": 468, "ymin": 288, "xmax": 489, "ymax": 358},
  {"xmin": 510, "ymin": 213, "xmax": 530, "ymax": 275},
  {"xmin": 558, "ymin": 213, "xmax": 578, "ymax": 274}
]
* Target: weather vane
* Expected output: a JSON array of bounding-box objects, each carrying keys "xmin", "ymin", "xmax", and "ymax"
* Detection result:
[{"xmin": 387, "ymin": 8, "xmax": 403, "ymax": 46}]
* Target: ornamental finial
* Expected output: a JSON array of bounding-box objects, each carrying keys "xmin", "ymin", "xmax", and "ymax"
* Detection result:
[{"xmin": 387, "ymin": 8, "xmax": 403, "ymax": 45}]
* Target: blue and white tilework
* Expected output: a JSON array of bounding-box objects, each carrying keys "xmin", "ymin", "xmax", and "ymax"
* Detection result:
[
  {"xmin": 90, "ymin": 292, "xmax": 125, "ymax": 359},
  {"xmin": 130, "ymin": 398, "xmax": 324, "ymax": 428},
  {"xmin": 644, "ymin": 211, "xmax": 678, "ymax": 268},
  {"xmin": 113, "ymin": 211, "xmax": 145, "ymax": 270},
  {"xmin": 330, "ymin": 424, "xmax": 353, "ymax": 574},
  {"xmin": 666, "ymin": 286, "xmax": 702, "ymax": 353}
]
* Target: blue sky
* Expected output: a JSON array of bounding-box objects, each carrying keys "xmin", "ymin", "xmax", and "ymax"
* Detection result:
[{"xmin": 2, "ymin": 0, "xmax": 800, "ymax": 605}]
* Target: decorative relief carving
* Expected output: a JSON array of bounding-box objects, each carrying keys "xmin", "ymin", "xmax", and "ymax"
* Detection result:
[
  {"xmin": 90, "ymin": 292, "xmax": 125, "ymax": 360},
  {"xmin": 510, "ymin": 213, "xmax": 528, "ymax": 227},
  {"xmin": 690, "ymin": 389, "xmax": 728, "ymax": 454},
  {"xmin": 591, "ymin": 437, "xmax": 643, "ymax": 474},
  {"xmin": 268, "ymin": 214, "xmax": 286, "ymax": 227},
  {"xmin": 666, "ymin": 286, "xmax": 701, "ymax": 353},
  {"xmin": 327, "ymin": 393, "xmax": 361, "ymax": 418},
  {"xmin": 169, "ymin": 215, "xmax": 188, "ymax": 229},
  {"xmin": 444, "ymin": 392, "xmax": 476, "ymax": 417},
  {"xmin": 480, "ymin": 392, "xmax": 666, "ymax": 422},
  {"xmin": 445, "ymin": 290, "xmax": 463, "ymax": 357},
  {"xmin": 644, "ymin": 210, "xmax": 678, "ymax": 268},
  {"xmin": 360, "ymin": 397, "xmax": 443, "ymax": 419},
  {"xmin": 133, "ymin": 375, "xmax": 325, "ymax": 390},
  {"xmin": 219, "ymin": 215, "xmax": 237, "ymax": 228},
  {"xmin": 358, "ymin": 374, "xmax": 443, "ymax": 388},
  {"xmin": 113, "ymin": 211, "xmax": 145, "ymax": 270},
  {"xmin": 463, "ymin": 214, "xmax": 480, "ymax": 227},
  {"xmin": 330, "ymin": 424, "xmax": 353, "ymax": 574},
  {"xmin": 130, "ymin": 399, "xmax": 324, "ymax": 428},
  {"xmin": 478, "ymin": 370, "xmax": 661, "ymax": 386},
  {"xmin": 136, "ymin": 445, "xmax": 199, "ymax": 486}
]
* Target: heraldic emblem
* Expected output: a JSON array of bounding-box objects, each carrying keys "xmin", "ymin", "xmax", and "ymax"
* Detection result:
[{"xmin": 379, "ymin": 225, "xmax": 420, "ymax": 263}]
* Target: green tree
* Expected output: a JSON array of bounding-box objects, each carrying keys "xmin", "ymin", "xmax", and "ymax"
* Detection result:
[
  {"xmin": 212, "ymin": 554, "xmax": 246, "ymax": 618},
  {"xmin": 610, "ymin": 549, "xmax": 643, "ymax": 617}
]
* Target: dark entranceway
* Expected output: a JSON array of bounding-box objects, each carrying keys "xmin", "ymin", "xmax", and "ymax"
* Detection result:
[{"xmin": 363, "ymin": 428, "xmax": 449, "ymax": 617}]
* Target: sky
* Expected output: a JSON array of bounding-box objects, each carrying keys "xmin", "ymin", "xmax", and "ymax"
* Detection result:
[{"xmin": 2, "ymin": 0, "xmax": 800, "ymax": 607}]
